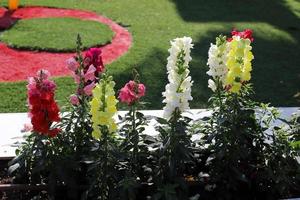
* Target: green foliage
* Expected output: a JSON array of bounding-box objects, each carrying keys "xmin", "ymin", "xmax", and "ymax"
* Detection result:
[
  {"xmin": 152, "ymin": 109, "xmax": 199, "ymax": 200},
  {"xmin": 0, "ymin": 0, "xmax": 300, "ymax": 112},
  {"xmin": 288, "ymin": 113, "xmax": 300, "ymax": 151},
  {"xmin": 0, "ymin": 17, "xmax": 114, "ymax": 52},
  {"xmin": 198, "ymin": 86, "xmax": 300, "ymax": 200}
]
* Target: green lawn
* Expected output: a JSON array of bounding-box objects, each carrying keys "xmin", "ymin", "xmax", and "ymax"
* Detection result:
[
  {"xmin": 1, "ymin": 17, "xmax": 114, "ymax": 52},
  {"xmin": 0, "ymin": 0, "xmax": 299, "ymax": 112}
]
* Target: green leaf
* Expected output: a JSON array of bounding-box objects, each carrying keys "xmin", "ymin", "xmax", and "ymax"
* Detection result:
[
  {"xmin": 290, "ymin": 141, "xmax": 300, "ymax": 148},
  {"xmin": 156, "ymin": 117, "xmax": 169, "ymax": 125}
]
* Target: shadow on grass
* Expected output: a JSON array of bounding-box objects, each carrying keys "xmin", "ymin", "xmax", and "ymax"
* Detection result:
[
  {"xmin": 113, "ymin": 46, "xmax": 211, "ymax": 109},
  {"xmin": 114, "ymin": 28, "xmax": 300, "ymax": 109},
  {"xmin": 170, "ymin": 0, "xmax": 300, "ymax": 106},
  {"xmin": 192, "ymin": 28, "xmax": 300, "ymax": 106},
  {"xmin": 113, "ymin": 48, "xmax": 168, "ymax": 110},
  {"xmin": 171, "ymin": 0, "xmax": 299, "ymax": 31}
]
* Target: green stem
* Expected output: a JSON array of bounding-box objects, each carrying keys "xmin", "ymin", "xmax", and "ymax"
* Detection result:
[
  {"xmin": 132, "ymin": 105, "xmax": 138, "ymax": 165},
  {"xmin": 100, "ymin": 78, "xmax": 109, "ymax": 199},
  {"xmin": 102, "ymin": 128, "xmax": 109, "ymax": 200},
  {"xmin": 169, "ymin": 108, "xmax": 180, "ymax": 179},
  {"xmin": 216, "ymin": 79, "xmax": 223, "ymax": 111}
]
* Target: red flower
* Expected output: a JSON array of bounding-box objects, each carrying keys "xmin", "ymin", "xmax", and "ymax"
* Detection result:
[
  {"xmin": 119, "ymin": 80, "xmax": 146, "ymax": 105},
  {"xmin": 27, "ymin": 70, "xmax": 60, "ymax": 137},
  {"xmin": 84, "ymin": 48, "xmax": 105, "ymax": 74},
  {"xmin": 228, "ymin": 29, "xmax": 254, "ymax": 42}
]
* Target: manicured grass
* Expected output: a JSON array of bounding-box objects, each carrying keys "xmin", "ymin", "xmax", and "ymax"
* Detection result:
[
  {"xmin": 0, "ymin": 17, "xmax": 114, "ymax": 52},
  {"xmin": 0, "ymin": 0, "xmax": 299, "ymax": 112}
]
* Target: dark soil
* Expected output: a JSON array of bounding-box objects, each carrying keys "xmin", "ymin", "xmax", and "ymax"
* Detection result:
[{"xmin": 0, "ymin": 160, "xmax": 13, "ymax": 200}]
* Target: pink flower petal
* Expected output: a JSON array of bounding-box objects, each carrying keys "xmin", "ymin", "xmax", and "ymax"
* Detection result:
[
  {"xmin": 84, "ymin": 65, "xmax": 96, "ymax": 82},
  {"xmin": 69, "ymin": 94, "xmax": 80, "ymax": 106},
  {"xmin": 66, "ymin": 57, "xmax": 78, "ymax": 71},
  {"xmin": 84, "ymin": 82, "xmax": 96, "ymax": 96}
]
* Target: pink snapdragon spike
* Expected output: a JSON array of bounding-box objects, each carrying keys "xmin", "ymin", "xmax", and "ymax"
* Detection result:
[
  {"xmin": 70, "ymin": 94, "xmax": 80, "ymax": 106},
  {"xmin": 227, "ymin": 29, "xmax": 254, "ymax": 42},
  {"xmin": 137, "ymin": 83, "xmax": 146, "ymax": 98},
  {"xmin": 66, "ymin": 57, "xmax": 78, "ymax": 71},
  {"xmin": 119, "ymin": 80, "xmax": 146, "ymax": 105},
  {"xmin": 83, "ymin": 81, "xmax": 96, "ymax": 96},
  {"xmin": 67, "ymin": 47, "xmax": 105, "ymax": 85},
  {"xmin": 72, "ymin": 71, "xmax": 84, "ymax": 85},
  {"xmin": 84, "ymin": 65, "xmax": 96, "ymax": 82}
]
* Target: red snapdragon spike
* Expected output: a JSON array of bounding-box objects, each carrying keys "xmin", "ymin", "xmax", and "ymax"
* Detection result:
[
  {"xmin": 84, "ymin": 48, "xmax": 105, "ymax": 74},
  {"xmin": 228, "ymin": 29, "xmax": 254, "ymax": 42},
  {"xmin": 27, "ymin": 69, "xmax": 60, "ymax": 137}
]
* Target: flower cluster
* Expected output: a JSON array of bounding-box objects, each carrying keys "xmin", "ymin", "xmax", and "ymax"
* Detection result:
[
  {"xmin": 225, "ymin": 34, "xmax": 254, "ymax": 93},
  {"xmin": 27, "ymin": 70, "xmax": 60, "ymax": 137},
  {"xmin": 84, "ymin": 48, "xmax": 105, "ymax": 74},
  {"xmin": 206, "ymin": 35, "xmax": 229, "ymax": 91},
  {"xmin": 90, "ymin": 76, "xmax": 118, "ymax": 139},
  {"xmin": 119, "ymin": 80, "xmax": 146, "ymax": 105},
  {"xmin": 67, "ymin": 47, "xmax": 105, "ymax": 104},
  {"xmin": 228, "ymin": 29, "xmax": 254, "ymax": 42},
  {"xmin": 207, "ymin": 29, "xmax": 254, "ymax": 93},
  {"xmin": 162, "ymin": 36, "xmax": 193, "ymax": 119}
]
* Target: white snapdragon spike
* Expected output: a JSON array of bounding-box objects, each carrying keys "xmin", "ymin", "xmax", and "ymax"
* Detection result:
[
  {"xmin": 162, "ymin": 37, "xmax": 194, "ymax": 119},
  {"xmin": 206, "ymin": 36, "xmax": 229, "ymax": 90}
]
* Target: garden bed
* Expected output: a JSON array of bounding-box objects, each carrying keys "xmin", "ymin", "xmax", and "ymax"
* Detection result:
[{"xmin": 1, "ymin": 31, "xmax": 300, "ymax": 200}]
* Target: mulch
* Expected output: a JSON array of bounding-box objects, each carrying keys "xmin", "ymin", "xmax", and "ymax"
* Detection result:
[{"xmin": 0, "ymin": 6, "xmax": 132, "ymax": 82}]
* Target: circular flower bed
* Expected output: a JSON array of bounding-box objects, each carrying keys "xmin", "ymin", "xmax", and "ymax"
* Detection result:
[
  {"xmin": 0, "ymin": 7, "xmax": 132, "ymax": 82},
  {"xmin": 0, "ymin": 17, "xmax": 114, "ymax": 52}
]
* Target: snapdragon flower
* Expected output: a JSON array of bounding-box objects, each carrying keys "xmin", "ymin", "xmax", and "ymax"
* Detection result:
[
  {"xmin": 225, "ymin": 35, "xmax": 254, "ymax": 93},
  {"xmin": 27, "ymin": 69, "xmax": 60, "ymax": 137},
  {"xmin": 162, "ymin": 37, "xmax": 194, "ymax": 119},
  {"xmin": 206, "ymin": 35, "xmax": 229, "ymax": 91},
  {"xmin": 119, "ymin": 80, "xmax": 146, "ymax": 105},
  {"xmin": 90, "ymin": 75, "xmax": 118, "ymax": 139}
]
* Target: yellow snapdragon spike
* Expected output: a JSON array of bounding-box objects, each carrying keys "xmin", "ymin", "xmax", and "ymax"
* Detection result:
[
  {"xmin": 109, "ymin": 122, "xmax": 117, "ymax": 133},
  {"xmin": 92, "ymin": 85, "xmax": 102, "ymax": 98},
  {"xmin": 90, "ymin": 76, "xmax": 118, "ymax": 139},
  {"xmin": 225, "ymin": 71, "xmax": 235, "ymax": 85},
  {"xmin": 245, "ymin": 51, "xmax": 254, "ymax": 61},
  {"xmin": 244, "ymin": 62, "xmax": 252, "ymax": 71},
  {"xmin": 242, "ymin": 72, "xmax": 251, "ymax": 82},
  {"xmin": 99, "ymin": 115, "xmax": 109, "ymax": 125},
  {"xmin": 107, "ymin": 106, "xmax": 117, "ymax": 114},
  {"xmin": 225, "ymin": 36, "xmax": 254, "ymax": 93},
  {"xmin": 231, "ymin": 66, "xmax": 242, "ymax": 74},
  {"xmin": 235, "ymin": 48, "xmax": 244, "ymax": 58},
  {"xmin": 231, "ymin": 83, "xmax": 242, "ymax": 93},
  {"xmin": 92, "ymin": 129, "xmax": 102, "ymax": 140}
]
